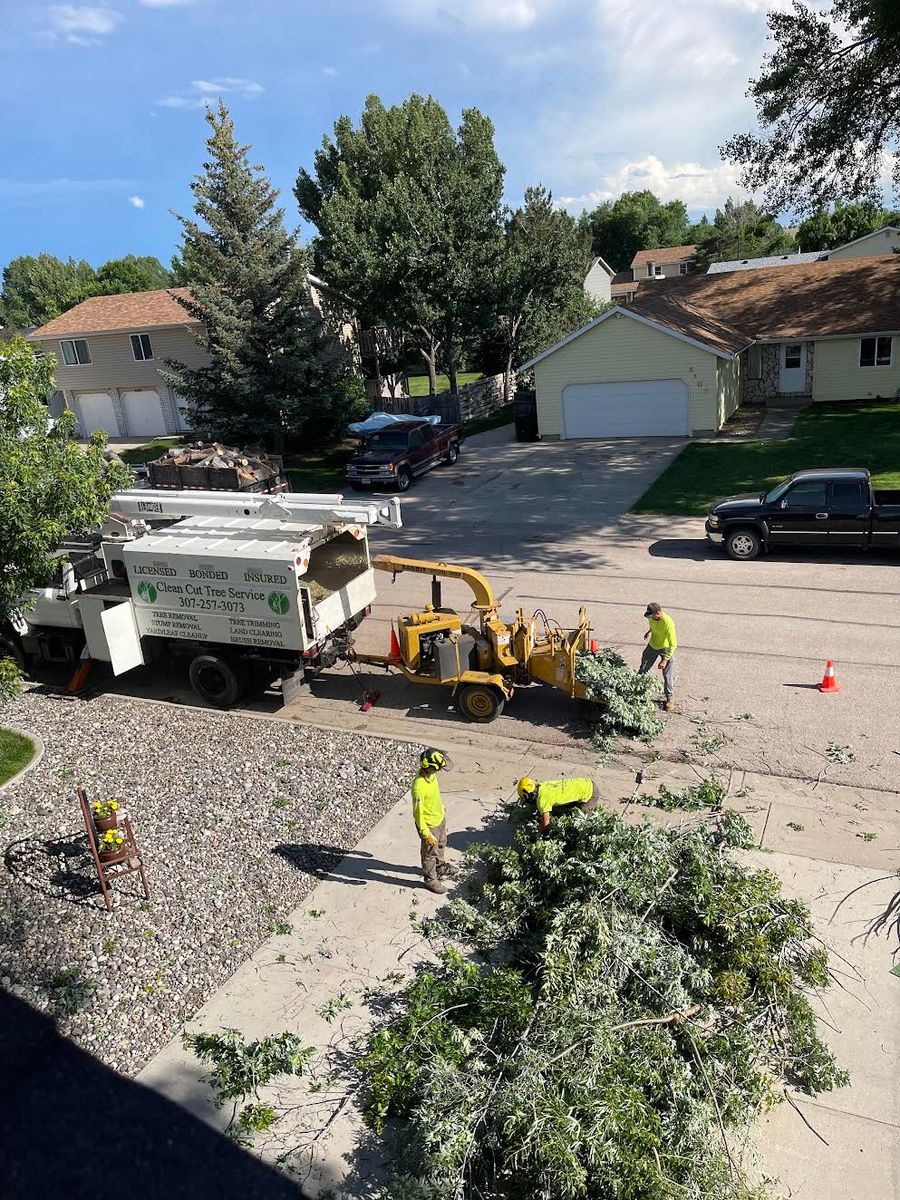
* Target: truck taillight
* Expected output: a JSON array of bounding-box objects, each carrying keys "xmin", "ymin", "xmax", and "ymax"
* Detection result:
[
  {"xmin": 300, "ymin": 645, "xmax": 319, "ymax": 658},
  {"xmin": 365, "ymin": 605, "xmax": 372, "ymax": 616}
]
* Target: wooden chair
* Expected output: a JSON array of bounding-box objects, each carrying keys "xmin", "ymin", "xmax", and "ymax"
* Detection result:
[{"xmin": 76, "ymin": 787, "xmax": 150, "ymax": 912}]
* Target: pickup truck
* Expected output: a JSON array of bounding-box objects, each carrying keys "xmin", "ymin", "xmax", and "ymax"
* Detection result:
[
  {"xmin": 705, "ymin": 468, "xmax": 900, "ymax": 560},
  {"xmin": 345, "ymin": 419, "xmax": 463, "ymax": 492}
]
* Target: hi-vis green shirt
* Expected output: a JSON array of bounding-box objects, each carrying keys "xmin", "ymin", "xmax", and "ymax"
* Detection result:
[
  {"xmin": 536, "ymin": 778, "xmax": 594, "ymax": 815},
  {"xmin": 411, "ymin": 773, "xmax": 445, "ymax": 838},
  {"xmin": 647, "ymin": 612, "xmax": 677, "ymax": 659}
]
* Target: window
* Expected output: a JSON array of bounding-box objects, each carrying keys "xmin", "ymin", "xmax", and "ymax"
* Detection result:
[
  {"xmin": 420, "ymin": 425, "xmax": 436, "ymax": 443},
  {"xmin": 829, "ymin": 481, "xmax": 867, "ymax": 512},
  {"xmin": 859, "ymin": 336, "xmax": 892, "ymax": 367},
  {"xmin": 646, "ymin": 263, "xmax": 655, "ymax": 278},
  {"xmin": 60, "ymin": 339, "xmax": 92, "ymax": 366},
  {"xmin": 679, "ymin": 262, "xmax": 689, "ymax": 275},
  {"xmin": 408, "ymin": 429, "xmax": 424, "ymax": 450},
  {"xmin": 130, "ymin": 333, "xmax": 154, "ymax": 361},
  {"xmin": 783, "ymin": 343, "xmax": 803, "ymax": 369},
  {"xmin": 782, "ymin": 481, "xmax": 826, "ymax": 509}
]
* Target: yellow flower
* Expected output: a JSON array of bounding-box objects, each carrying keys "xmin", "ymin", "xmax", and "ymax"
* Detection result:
[{"xmin": 109, "ymin": 800, "xmax": 118, "ymax": 810}]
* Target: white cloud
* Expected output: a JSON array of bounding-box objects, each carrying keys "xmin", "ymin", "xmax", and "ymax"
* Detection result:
[
  {"xmin": 561, "ymin": 155, "xmax": 748, "ymax": 212},
  {"xmin": 158, "ymin": 77, "xmax": 264, "ymax": 108},
  {"xmin": 129, "ymin": 195, "xmax": 146, "ymax": 208},
  {"xmin": 390, "ymin": 0, "xmax": 557, "ymax": 30},
  {"xmin": 46, "ymin": 4, "xmax": 122, "ymax": 44},
  {"xmin": 322, "ymin": 65, "xmax": 337, "ymax": 77}
]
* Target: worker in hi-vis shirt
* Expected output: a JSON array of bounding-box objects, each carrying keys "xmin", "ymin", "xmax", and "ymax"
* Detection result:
[
  {"xmin": 516, "ymin": 776, "xmax": 598, "ymax": 834},
  {"xmin": 411, "ymin": 748, "xmax": 453, "ymax": 893}
]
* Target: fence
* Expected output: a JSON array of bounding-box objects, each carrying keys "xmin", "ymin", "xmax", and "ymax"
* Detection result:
[{"xmin": 377, "ymin": 373, "xmax": 508, "ymax": 425}]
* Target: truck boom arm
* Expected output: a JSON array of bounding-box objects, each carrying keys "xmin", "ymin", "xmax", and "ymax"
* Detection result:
[
  {"xmin": 109, "ymin": 489, "xmax": 403, "ymax": 529},
  {"xmin": 372, "ymin": 554, "xmax": 497, "ymax": 610}
]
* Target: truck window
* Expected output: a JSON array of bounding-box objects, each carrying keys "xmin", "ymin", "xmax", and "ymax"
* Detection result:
[
  {"xmin": 829, "ymin": 481, "xmax": 867, "ymax": 511},
  {"xmin": 408, "ymin": 429, "xmax": 424, "ymax": 450},
  {"xmin": 420, "ymin": 425, "xmax": 436, "ymax": 443},
  {"xmin": 781, "ymin": 481, "xmax": 827, "ymax": 509},
  {"xmin": 365, "ymin": 430, "xmax": 409, "ymax": 451}
]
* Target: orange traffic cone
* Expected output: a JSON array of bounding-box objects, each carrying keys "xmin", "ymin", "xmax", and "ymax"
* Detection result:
[
  {"xmin": 818, "ymin": 660, "xmax": 841, "ymax": 693},
  {"xmin": 388, "ymin": 626, "xmax": 402, "ymax": 663}
]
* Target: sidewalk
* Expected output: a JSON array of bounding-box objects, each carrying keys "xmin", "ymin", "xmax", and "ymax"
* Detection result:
[{"xmin": 138, "ymin": 729, "xmax": 900, "ymax": 1199}]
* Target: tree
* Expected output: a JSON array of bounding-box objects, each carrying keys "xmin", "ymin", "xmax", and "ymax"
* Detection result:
[
  {"xmin": 578, "ymin": 191, "xmax": 692, "ymax": 272},
  {"xmin": 723, "ymin": 0, "xmax": 900, "ymax": 213},
  {"xmin": 0, "ymin": 338, "xmax": 128, "ymax": 692},
  {"xmin": 94, "ymin": 255, "xmax": 172, "ymax": 294},
  {"xmin": 692, "ymin": 197, "xmax": 794, "ymax": 268},
  {"xmin": 296, "ymin": 93, "xmax": 506, "ymax": 394},
  {"xmin": 165, "ymin": 102, "xmax": 364, "ymax": 450},
  {"xmin": 0, "ymin": 255, "xmax": 96, "ymax": 330},
  {"xmin": 795, "ymin": 199, "xmax": 900, "ymax": 250}
]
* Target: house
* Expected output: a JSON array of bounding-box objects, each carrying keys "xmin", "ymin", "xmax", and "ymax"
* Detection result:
[
  {"xmin": 630, "ymin": 244, "xmax": 696, "ymax": 281},
  {"xmin": 583, "ymin": 256, "xmax": 615, "ymax": 305},
  {"xmin": 707, "ymin": 251, "xmax": 823, "ymax": 275},
  {"xmin": 520, "ymin": 254, "xmax": 900, "ymax": 440},
  {"xmin": 706, "ymin": 225, "xmax": 900, "ymax": 275},
  {"xmin": 27, "ymin": 278, "xmax": 364, "ymax": 438},
  {"xmin": 610, "ymin": 272, "xmax": 640, "ymax": 304}
]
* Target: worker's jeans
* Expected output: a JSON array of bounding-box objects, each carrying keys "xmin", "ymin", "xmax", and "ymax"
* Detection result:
[
  {"xmin": 420, "ymin": 819, "xmax": 447, "ymax": 883},
  {"xmin": 639, "ymin": 645, "xmax": 675, "ymax": 700}
]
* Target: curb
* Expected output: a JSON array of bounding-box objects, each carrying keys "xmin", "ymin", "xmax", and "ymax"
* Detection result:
[{"xmin": 0, "ymin": 728, "xmax": 45, "ymax": 793}]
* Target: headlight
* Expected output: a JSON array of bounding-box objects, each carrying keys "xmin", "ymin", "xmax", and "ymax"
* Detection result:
[{"xmin": 707, "ymin": 515, "xmax": 720, "ymax": 528}]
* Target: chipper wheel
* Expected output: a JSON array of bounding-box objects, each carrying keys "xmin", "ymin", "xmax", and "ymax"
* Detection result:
[{"xmin": 456, "ymin": 683, "xmax": 505, "ymax": 723}]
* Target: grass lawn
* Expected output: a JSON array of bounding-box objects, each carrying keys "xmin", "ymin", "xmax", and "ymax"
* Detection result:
[
  {"xmin": 118, "ymin": 437, "xmax": 185, "ymax": 465},
  {"xmin": 633, "ymin": 402, "xmax": 900, "ymax": 516},
  {"xmin": 464, "ymin": 404, "xmax": 514, "ymax": 437},
  {"xmin": 407, "ymin": 372, "xmax": 482, "ymax": 397},
  {"xmin": 283, "ymin": 440, "xmax": 357, "ymax": 492},
  {"xmin": 0, "ymin": 728, "xmax": 36, "ymax": 787}
]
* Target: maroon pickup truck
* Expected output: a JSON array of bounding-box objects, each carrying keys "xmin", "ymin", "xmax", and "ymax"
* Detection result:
[{"xmin": 345, "ymin": 420, "xmax": 463, "ymax": 492}]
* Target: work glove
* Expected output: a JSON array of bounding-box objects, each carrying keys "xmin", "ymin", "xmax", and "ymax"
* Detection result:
[{"xmin": 425, "ymin": 836, "xmax": 437, "ymax": 849}]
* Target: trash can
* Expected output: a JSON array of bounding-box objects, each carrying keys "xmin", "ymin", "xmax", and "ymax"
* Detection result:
[{"xmin": 513, "ymin": 391, "xmax": 539, "ymax": 443}]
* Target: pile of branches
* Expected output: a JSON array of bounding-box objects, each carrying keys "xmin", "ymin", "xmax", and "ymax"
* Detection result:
[
  {"xmin": 575, "ymin": 648, "xmax": 663, "ymax": 753},
  {"xmin": 361, "ymin": 807, "xmax": 847, "ymax": 1200}
]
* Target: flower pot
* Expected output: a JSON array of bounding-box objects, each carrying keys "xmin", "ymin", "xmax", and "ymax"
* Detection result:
[
  {"xmin": 94, "ymin": 814, "xmax": 118, "ymax": 834},
  {"xmin": 98, "ymin": 846, "xmax": 126, "ymax": 863}
]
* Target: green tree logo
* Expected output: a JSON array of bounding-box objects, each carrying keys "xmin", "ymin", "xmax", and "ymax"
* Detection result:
[
  {"xmin": 137, "ymin": 581, "xmax": 158, "ymax": 604},
  {"xmin": 267, "ymin": 591, "xmax": 290, "ymax": 615}
]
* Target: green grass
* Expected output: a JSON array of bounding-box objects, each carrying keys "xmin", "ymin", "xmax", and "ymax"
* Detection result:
[
  {"xmin": 632, "ymin": 402, "xmax": 900, "ymax": 516},
  {"xmin": 407, "ymin": 372, "xmax": 482, "ymax": 397},
  {"xmin": 282, "ymin": 440, "xmax": 356, "ymax": 492},
  {"xmin": 463, "ymin": 404, "xmax": 514, "ymax": 437},
  {"xmin": 0, "ymin": 728, "xmax": 36, "ymax": 787},
  {"xmin": 118, "ymin": 437, "xmax": 185, "ymax": 465}
]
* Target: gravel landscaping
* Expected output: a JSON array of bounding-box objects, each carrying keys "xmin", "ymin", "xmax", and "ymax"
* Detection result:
[{"xmin": 0, "ymin": 687, "xmax": 417, "ymax": 1077}]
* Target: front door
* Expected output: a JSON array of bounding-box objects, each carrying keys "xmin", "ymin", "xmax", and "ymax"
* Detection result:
[
  {"xmin": 778, "ymin": 342, "xmax": 807, "ymax": 393},
  {"xmin": 766, "ymin": 478, "xmax": 829, "ymax": 545}
]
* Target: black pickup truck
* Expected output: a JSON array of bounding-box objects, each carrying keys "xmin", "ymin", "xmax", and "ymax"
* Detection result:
[
  {"xmin": 705, "ymin": 468, "xmax": 900, "ymax": 560},
  {"xmin": 345, "ymin": 419, "xmax": 463, "ymax": 492}
]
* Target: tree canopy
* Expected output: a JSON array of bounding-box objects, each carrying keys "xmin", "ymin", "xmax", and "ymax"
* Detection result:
[
  {"xmin": 578, "ymin": 191, "xmax": 692, "ymax": 272},
  {"xmin": 93, "ymin": 255, "xmax": 172, "ymax": 295},
  {"xmin": 795, "ymin": 199, "xmax": 900, "ymax": 251},
  {"xmin": 723, "ymin": 0, "xmax": 900, "ymax": 213},
  {"xmin": 692, "ymin": 198, "xmax": 794, "ymax": 269},
  {"xmin": 166, "ymin": 102, "xmax": 363, "ymax": 450}
]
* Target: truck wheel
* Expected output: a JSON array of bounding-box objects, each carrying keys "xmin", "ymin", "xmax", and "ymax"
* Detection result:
[
  {"xmin": 457, "ymin": 683, "xmax": 505, "ymax": 723},
  {"xmin": 396, "ymin": 466, "xmax": 412, "ymax": 492},
  {"xmin": 446, "ymin": 441, "xmax": 460, "ymax": 465},
  {"xmin": 189, "ymin": 654, "xmax": 247, "ymax": 708},
  {"xmin": 726, "ymin": 527, "xmax": 761, "ymax": 561}
]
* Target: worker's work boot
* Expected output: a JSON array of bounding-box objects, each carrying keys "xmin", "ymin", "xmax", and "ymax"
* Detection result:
[
  {"xmin": 664, "ymin": 699, "xmax": 676, "ymax": 712},
  {"xmin": 424, "ymin": 879, "xmax": 448, "ymax": 895}
]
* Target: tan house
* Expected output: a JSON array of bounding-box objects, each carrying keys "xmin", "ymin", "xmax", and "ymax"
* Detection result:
[
  {"xmin": 630, "ymin": 244, "xmax": 696, "ymax": 281},
  {"xmin": 521, "ymin": 254, "xmax": 900, "ymax": 439},
  {"xmin": 707, "ymin": 225, "xmax": 900, "ymax": 275},
  {"xmin": 28, "ymin": 278, "xmax": 363, "ymax": 439}
]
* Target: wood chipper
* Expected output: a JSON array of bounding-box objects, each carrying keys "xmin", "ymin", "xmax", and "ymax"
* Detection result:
[{"xmin": 347, "ymin": 554, "xmax": 596, "ymax": 722}]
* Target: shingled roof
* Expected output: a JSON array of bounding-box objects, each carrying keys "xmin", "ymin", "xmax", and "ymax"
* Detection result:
[
  {"xmin": 27, "ymin": 288, "xmax": 198, "ymax": 339},
  {"xmin": 631, "ymin": 244, "xmax": 696, "ymax": 269}
]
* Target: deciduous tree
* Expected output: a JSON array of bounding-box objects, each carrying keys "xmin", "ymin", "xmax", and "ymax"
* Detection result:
[
  {"xmin": 0, "ymin": 255, "xmax": 96, "ymax": 330},
  {"xmin": 578, "ymin": 191, "xmax": 692, "ymax": 272},
  {"xmin": 94, "ymin": 255, "xmax": 172, "ymax": 295},
  {"xmin": 795, "ymin": 199, "xmax": 900, "ymax": 250}
]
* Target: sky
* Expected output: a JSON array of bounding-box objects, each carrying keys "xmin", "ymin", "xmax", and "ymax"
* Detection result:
[{"xmin": 0, "ymin": 0, "xmax": 788, "ymax": 270}]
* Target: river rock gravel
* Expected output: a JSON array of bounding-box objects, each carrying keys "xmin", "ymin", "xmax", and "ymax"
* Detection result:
[{"xmin": 0, "ymin": 687, "xmax": 418, "ymax": 1076}]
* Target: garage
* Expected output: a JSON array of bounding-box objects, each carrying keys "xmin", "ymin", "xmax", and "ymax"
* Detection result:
[
  {"xmin": 562, "ymin": 379, "xmax": 690, "ymax": 438},
  {"xmin": 122, "ymin": 389, "xmax": 168, "ymax": 437},
  {"xmin": 76, "ymin": 393, "xmax": 119, "ymax": 437}
]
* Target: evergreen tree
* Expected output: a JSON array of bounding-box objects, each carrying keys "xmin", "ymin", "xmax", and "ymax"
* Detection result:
[
  {"xmin": 692, "ymin": 197, "xmax": 794, "ymax": 268},
  {"xmin": 166, "ymin": 102, "xmax": 363, "ymax": 450}
]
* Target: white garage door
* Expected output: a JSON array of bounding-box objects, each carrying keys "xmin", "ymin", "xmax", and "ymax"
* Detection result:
[
  {"xmin": 561, "ymin": 379, "xmax": 690, "ymax": 438},
  {"xmin": 76, "ymin": 392, "xmax": 118, "ymax": 437},
  {"xmin": 122, "ymin": 389, "xmax": 167, "ymax": 437}
]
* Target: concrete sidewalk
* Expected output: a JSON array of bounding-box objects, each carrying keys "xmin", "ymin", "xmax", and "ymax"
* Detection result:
[{"xmin": 138, "ymin": 728, "xmax": 900, "ymax": 1199}]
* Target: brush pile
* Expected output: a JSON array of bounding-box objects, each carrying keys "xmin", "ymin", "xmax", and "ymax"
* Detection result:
[
  {"xmin": 147, "ymin": 442, "xmax": 284, "ymax": 492},
  {"xmin": 576, "ymin": 647, "xmax": 663, "ymax": 753}
]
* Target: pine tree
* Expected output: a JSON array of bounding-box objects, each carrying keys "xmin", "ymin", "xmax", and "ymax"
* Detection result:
[{"xmin": 166, "ymin": 102, "xmax": 363, "ymax": 450}]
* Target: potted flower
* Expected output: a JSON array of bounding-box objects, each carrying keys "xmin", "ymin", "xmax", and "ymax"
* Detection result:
[
  {"xmin": 91, "ymin": 798, "xmax": 120, "ymax": 833},
  {"xmin": 97, "ymin": 828, "xmax": 126, "ymax": 862}
]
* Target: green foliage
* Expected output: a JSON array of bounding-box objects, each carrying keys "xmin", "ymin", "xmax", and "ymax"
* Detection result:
[
  {"xmin": 317, "ymin": 992, "xmax": 354, "ymax": 1023},
  {"xmin": 167, "ymin": 102, "xmax": 363, "ymax": 449},
  {"xmin": 93, "ymin": 255, "xmax": 173, "ymax": 295},
  {"xmin": 638, "ymin": 776, "xmax": 726, "ymax": 812},
  {"xmin": 692, "ymin": 197, "xmax": 794, "ymax": 269},
  {"xmin": 575, "ymin": 648, "xmax": 662, "ymax": 753},
  {"xmin": 578, "ymin": 189, "xmax": 691, "ymax": 271},
  {"xmin": 723, "ymin": 0, "xmax": 900, "ymax": 211},
  {"xmin": 0, "ymin": 660, "xmax": 24, "ymax": 705},
  {"xmin": 0, "ymin": 338, "xmax": 129, "ymax": 627},
  {"xmin": 183, "ymin": 1028, "xmax": 314, "ymax": 1131},
  {"xmin": 266, "ymin": 920, "xmax": 293, "ymax": 936},
  {"xmin": 0, "ymin": 254, "xmax": 96, "ymax": 330},
  {"xmin": 787, "ymin": 822, "xmax": 805, "ymax": 832},
  {"xmin": 360, "ymin": 809, "xmax": 846, "ymax": 1199},
  {"xmin": 825, "ymin": 742, "xmax": 856, "ymax": 764},
  {"xmin": 47, "ymin": 968, "xmax": 96, "ymax": 1016},
  {"xmin": 795, "ymin": 199, "xmax": 900, "ymax": 251}
]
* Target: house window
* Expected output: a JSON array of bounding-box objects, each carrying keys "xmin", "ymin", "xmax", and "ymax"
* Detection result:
[
  {"xmin": 679, "ymin": 262, "xmax": 689, "ymax": 275},
  {"xmin": 646, "ymin": 263, "xmax": 655, "ymax": 278},
  {"xmin": 60, "ymin": 338, "xmax": 92, "ymax": 366},
  {"xmin": 130, "ymin": 333, "xmax": 154, "ymax": 361},
  {"xmin": 859, "ymin": 336, "xmax": 892, "ymax": 367},
  {"xmin": 784, "ymin": 343, "xmax": 803, "ymax": 369}
]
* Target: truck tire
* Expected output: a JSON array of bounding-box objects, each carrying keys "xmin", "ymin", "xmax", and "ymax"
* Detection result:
[
  {"xmin": 189, "ymin": 654, "xmax": 247, "ymax": 708},
  {"xmin": 445, "ymin": 441, "xmax": 460, "ymax": 465},
  {"xmin": 396, "ymin": 465, "xmax": 412, "ymax": 492},
  {"xmin": 457, "ymin": 683, "xmax": 505, "ymax": 723},
  {"xmin": 725, "ymin": 527, "xmax": 761, "ymax": 561}
]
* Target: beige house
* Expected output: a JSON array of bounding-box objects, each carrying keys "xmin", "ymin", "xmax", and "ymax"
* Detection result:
[
  {"xmin": 522, "ymin": 253, "xmax": 900, "ymax": 439},
  {"xmin": 630, "ymin": 244, "xmax": 696, "ymax": 281},
  {"xmin": 28, "ymin": 278, "xmax": 363, "ymax": 439},
  {"xmin": 583, "ymin": 256, "xmax": 615, "ymax": 305}
]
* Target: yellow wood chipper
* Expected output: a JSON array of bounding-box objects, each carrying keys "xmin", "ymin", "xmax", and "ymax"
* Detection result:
[{"xmin": 348, "ymin": 554, "xmax": 596, "ymax": 722}]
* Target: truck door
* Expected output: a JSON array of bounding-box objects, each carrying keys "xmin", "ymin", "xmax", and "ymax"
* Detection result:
[
  {"xmin": 419, "ymin": 424, "xmax": 440, "ymax": 467},
  {"xmin": 407, "ymin": 428, "xmax": 427, "ymax": 473},
  {"xmin": 766, "ymin": 479, "xmax": 829, "ymax": 546},
  {"xmin": 826, "ymin": 479, "xmax": 870, "ymax": 547}
]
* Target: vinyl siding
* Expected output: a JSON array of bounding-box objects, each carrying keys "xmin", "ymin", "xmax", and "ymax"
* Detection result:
[
  {"xmin": 533, "ymin": 311, "xmax": 719, "ymax": 438},
  {"xmin": 633, "ymin": 262, "xmax": 692, "ymax": 281},
  {"xmin": 812, "ymin": 335, "xmax": 900, "ymax": 402},
  {"xmin": 584, "ymin": 261, "xmax": 612, "ymax": 304},
  {"xmin": 716, "ymin": 355, "xmax": 742, "ymax": 424},
  {"xmin": 827, "ymin": 228, "xmax": 900, "ymax": 260},
  {"xmin": 34, "ymin": 325, "xmax": 209, "ymax": 394}
]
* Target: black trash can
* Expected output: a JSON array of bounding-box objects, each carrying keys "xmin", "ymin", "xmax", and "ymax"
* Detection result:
[{"xmin": 513, "ymin": 390, "xmax": 539, "ymax": 443}]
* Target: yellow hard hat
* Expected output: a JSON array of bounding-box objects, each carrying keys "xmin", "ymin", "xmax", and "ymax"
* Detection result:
[
  {"xmin": 421, "ymin": 748, "xmax": 452, "ymax": 771},
  {"xmin": 517, "ymin": 777, "xmax": 538, "ymax": 800}
]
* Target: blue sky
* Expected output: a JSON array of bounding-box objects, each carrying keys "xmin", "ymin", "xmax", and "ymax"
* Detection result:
[{"xmin": 0, "ymin": 0, "xmax": 784, "ymax": 270}]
